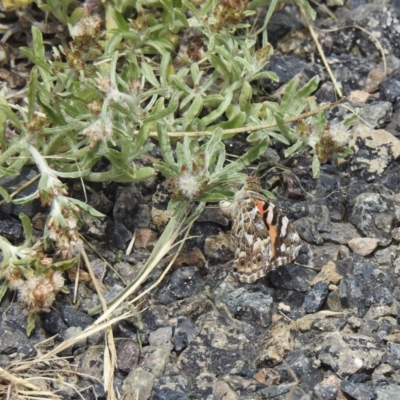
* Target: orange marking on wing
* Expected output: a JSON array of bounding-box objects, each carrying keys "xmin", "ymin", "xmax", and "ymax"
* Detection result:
[
  {"xmin": 255, "ymin": 200, "xmax": 266, "ymax": 216},
  {"xmin": 255, "ymin": 200, "xmax": 277, "ymax": 258},
  {"xmin": 268, "ymin": 224, "xmax": 278, "ymax": 258}
]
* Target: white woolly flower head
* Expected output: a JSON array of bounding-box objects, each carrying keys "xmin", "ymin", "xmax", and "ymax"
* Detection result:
[
  {"xmin": 18, "ymin": 271, "xmax": 64, "ymax": 313},
  {"xmin": 70, "ymin": 15, "xmax": 102, "ymax": 38},
  {"xmin": 329, "ymin": 122, "xmax": 351, "ymax": 146},
  {"xmin": 176, "ymin": 171, "xmax": 201, "ymax": 200}
]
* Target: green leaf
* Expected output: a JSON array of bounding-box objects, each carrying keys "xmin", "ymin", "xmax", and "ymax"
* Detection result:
[
  {"xmin": 203, "ymin": 127, "xmax": 223, "ymax": 169},
  {"xmin": 157, "ymin": 122, "xmax": 175, "ymax": 166},
  {"xmin": 160, "ymin": 53, "xmax": 172, "ymax": 86},
  {"xmin": 154, "ymin": 161, "xmax": 178, "ymax": 178},
  {"xmin": 142, "ymin": 62, "xmax": 161, "ymax": 88},
  {"xmin": 51, "ymin": 258, "xmax": 77, "ymax": 271},
  {"xmin": 284, "ymin": 140, "xmax": 305, "ymax": 157},
  {"xmin": 210, "ymin": 139, "xmax": 269, "ymax": 184},
  {"xmin": 209, "ymin": 54, "xmax": 229, "ymax": 77},
  {"xmin": 131, "ymin": 122, "xmax": 151, "ymax": 156},
  {"xmin": 251, "ymin": 71, "xmax": 279, "ymax": 82},
  {"xmin": 292, "ymin": 76, "xmax": 320, "ymax": 111},
  {"xmin": 183, "ymin": 94, "xmax": 203, "ymax": 128},
  {"xmin": 0, "ymin": 166, "xmax": 19, "ymax": 177},
  {"xmin": 312, "ymin": 153, "xmax": 321, "ymax": 178},
  {"xmin": 0, "ymin": 280, "xmax": 8, "ymax": 305},
  {"xmin": 12, "ymin": 190, "xmax": 39, "ymax": 205},
  {"xmin": 52, "ymin": 169, "xmax": 91, "ymax": 179},
  {"xmin": 0, "ymin": 186, "xmax": 11, "ymax": 202},
  {"xmin": 27, "ymin": 68, "xmax": 38, "ymax": 119},
  {"xmin": 144, "ymin": 93, "xmax": 181, "ymax": 123},
  {"xmin": 275, "ymin": 112, "xmax": 297, "ymax": 139},
  {"xmin": 196, "ymin": 192, "xmax": 229, "ymax": 202},
  {"xmin": 280, "ymin": 77, "xmax": 299, "ymax": 114},
  {"xmin": 176, "ymin": 135, "xmax": 192, "ymax": 170},
  {"xmin": 19, "ymin": 213, "xmax": 33, "ymax": 247},
  {"xmin": 201, "ymin": 91, "xmax": 233, "ymax": 126},
  {"xmin": 26, "ymin": 312, "xmax": 37, "ymax": 336},
  {"xmin": 67, "ymin": 198, "xmax": 105, "ymax": 218},
  {"xmin": 311, "ymin": 110, "xmax": 327, "ymax": 136},
  {"xmin": 239, "ymin": 81, "xmax": 252, "ymax": 110}
]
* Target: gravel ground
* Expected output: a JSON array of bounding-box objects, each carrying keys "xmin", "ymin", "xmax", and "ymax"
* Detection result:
[{"xmin": 2, "ymin": 1, "xmax": 400, "ymax": 399}]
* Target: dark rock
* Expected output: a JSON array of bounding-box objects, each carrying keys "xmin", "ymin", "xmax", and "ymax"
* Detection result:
[
  {"xmin": 374, "ymin": 383, "xmax": 400, "ymax": 399},
  {"xmin": 113, "ymin": 187, "xmax": 141, "ymax": 230},
  {"xmin": 335, "ymin": 257, "xmax": 354, "ymax": 276},
  {"xmin": 340, "ymin": 380, "xmax": 374, "ymax": 400},
  {"xmin": 347, "ymin": 191, "xmax": 394, "ymax": 246},
  {"xmin": 134, "ymin": 204, "xmax": 151, "ymax": 229},
  {"xmin": 337, "ymin": 6, "xmax": 398, "ymax": 59},
  {"xmin": 309, "ymin": 243, "xmax": 340, "ymax": 269},
  {"xmin": 319, "ymin": 222, "xmax": 361, "ymax": 244},
  {"xmin": 142, "ymin": 305, "xmax": 170, "ymax": 332},
  {"xmin": 365, "ymin": 286, "xmax": 393, "ymax": 307},
  {"xmin": 293, "ymin": 217, "xmax": 323, "ymax": 245},
  {"xmin": 385, "ymin": 109, "xmax": 400, "ymax": 137},
  {"xmin": 0, "ymin": 167, "xmax": 44, "ymax": 218},
  {"xmin": 307, "ymin": 203, "xmax": 331, "ymax": 232},
  {"xmin": 359, "ymin": 319, "xmax": 379, "ymax": 338},
  {"xmin": 221, "ymin": 287, "xmax": 273, "ymax": 328},
  {"xmin": 198, "ymin": 206, "xmax": 229, "ymax": 226},
  {"xmin": 187, "ymin": 222, "xmax": 221, "ymax": 251},
  {"xmin": 260, "ymin": 383, "xmax": 292, "ymax": 398},
  {"xmin": 41, "ymin": 309, "xmax": 67, "ymax": 334},
  {"xmin": 117, "ymin": 340, "xmax": 140, "ymax": 373},
  {"xmin": 1, "ymin": 303, "xmax": 30, "ymax": 332},
  {"xmin": 303, "ymin": 281, "xmax": 329, "ymax": 314},
  {"xmin": 172, "ymin": 317, "xmax": 201, "ymax": 352},
  {"xmin": 277, "ymin": 350, "xmax": 324, "ymax": 393},
  {"xmin": 326, "ymin": 290, "xmax": 342, "ymax": 312},
  {"xmin": 157, "ymin": 267, "xmax": 204, "ymax": 305},
  {"xmin": 153, "ymin": 375, "xmax": 188, "ymax": 395},
  {"xmin": 104, "ymin": 220, "xmax": 132, "ymax": 249},
  {"xmin": 89, "ymin": 192, "xmax": 114, "ymax": 215},
  {"xmin": 16, "ymin": 343, "xmax": 36, "ymax": 359},
  {"xmin": 380, "ymin": 69, "xmax": 400, "ymax": 103},
  {"xmin": 328, "ymin": 55, "xmax": 376, "ymax": 94},
  {"xmin": 339, "ymin": 260, "xmax": 394, "ymax": 317},
  {"xmin": 264, "ymin": 55, "xmax": 322, "ymax": 92},
  {"xmin": 348, "ymin": 373, "xmax": 371, "ymax": 384},
  {"xmin": 61, "ymin": 306, "xmax": 93, "ymax": 329},
  {"xmin": 149, "ymin": 327, "xmax": 173, "ymax": 351},
  {"xmin": 0, "ymin": 212, "xmax": 23, "ymax": 241},
  {"xmin": 0, "ymin": 329, "xmax": 31, "ymax": 354},
  {"xmin": 313, "ymin": 382, "xmax": 338, "ymax": 400},
  {"xmin": 316, "ymin": 332, "xmax": 385, "ymax": 376},
  {"xmin": 0, "ymin": 354, "xmax": 11, "ymax": 368},
  {"xmin": 358, "ymin": 101, "xmax": 393, "ymax": 129},
  {"xmin": 377, "ymin": 319, "xmax": 394, "ymax": 340},
  {"xmin": 316, "ymin": 81, "xmax": 337, "ymax": 105},
  {"xmin": 385, "ymin": 342, "xmax": 400, "ymax": 368},
  {"xmin": 266, "ymin": 9, "xmax": 301, "ymax": 48},
  {"xmin": 177, "ymin": 314, "xmax": 256, "ymax": 378},
  {"xmin": 151, "ymin": 388, "xmax": 190, "ymax": 400},
  {"xmin": 269, "ymin": 264, "xmax": 315, "ymax": 292},
  {"xmin": 275, "ymin": 289, "xmax": 306, "ymax": 312}
]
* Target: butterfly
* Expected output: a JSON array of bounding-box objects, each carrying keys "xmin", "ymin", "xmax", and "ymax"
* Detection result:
[{"xmin": 219, "ymin": 173, "xmax": 301, "ymax": 283}]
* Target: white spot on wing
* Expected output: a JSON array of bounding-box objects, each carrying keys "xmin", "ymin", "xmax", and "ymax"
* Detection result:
[{"xmin": 280, "ymin": 217, "xmax": 288, "ymax": 237}]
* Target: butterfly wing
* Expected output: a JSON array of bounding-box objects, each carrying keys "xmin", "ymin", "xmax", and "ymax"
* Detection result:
[
  {"xmin": 220, "ymin": 175, "xmax": 301, "ymax": 283},
  {"xmin": 254, "ymin": 199, "xmax": 301, "ymax": 271},
  {"xmin": 230, "ymin": 193, "xmax": 272, "ymax": 283}
]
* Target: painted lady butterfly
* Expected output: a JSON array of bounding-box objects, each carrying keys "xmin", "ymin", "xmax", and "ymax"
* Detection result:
[{"xmin": 219, "ymin": 173, "xmax": 301, "ymax": 283}]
